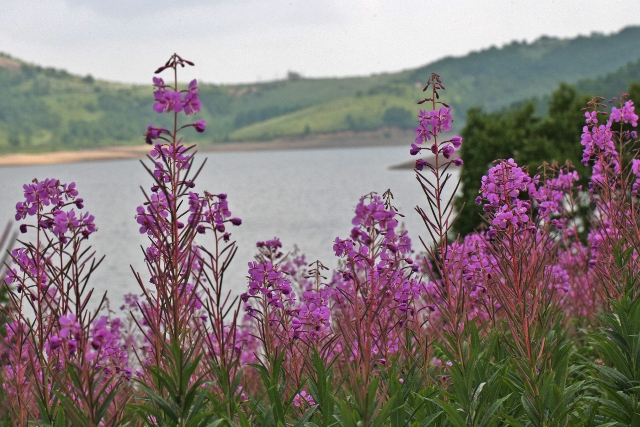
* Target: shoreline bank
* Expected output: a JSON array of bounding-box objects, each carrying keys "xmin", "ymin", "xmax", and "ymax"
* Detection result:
[{"xmin": 0, "ymin": 130, "xmax": 420, "ymax": 167}]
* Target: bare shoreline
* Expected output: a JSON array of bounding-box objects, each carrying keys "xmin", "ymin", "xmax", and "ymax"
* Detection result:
[{"xmin": 0, "ymin": 130, "xmax": 419, "ymax": 167}]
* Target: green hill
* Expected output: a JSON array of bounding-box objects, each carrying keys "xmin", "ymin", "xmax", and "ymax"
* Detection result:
[
  {"xmin": 574, "ymin": 56, "xmax": 640, "ymax": 99},
  {"xmin": 402, "ymin": 27, "xmax": 640, "ymax": 110},
  {"xmin": 2, "ymin": 26, "xmax": 640, "ymax": 153}
]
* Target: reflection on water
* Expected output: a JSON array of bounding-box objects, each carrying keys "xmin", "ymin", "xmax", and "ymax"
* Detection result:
[{"xmin": 0, "ymin": 146, "xmax": 458, "ymax": 306}]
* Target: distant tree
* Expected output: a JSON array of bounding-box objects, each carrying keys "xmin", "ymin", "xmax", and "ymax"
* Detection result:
[
  {"xmin": 7, "ymin": 134, "xmax": 19, "ymax": 147},
  {"xmin": 32, "ymin": 78, "xmax": 51, "ymax": 96},
  {"xmin": 345, "ymin": 114, "xmax": 369, "ymax": 131},
  {"xmin": 629, "ymin": 82, "xmax": 640, "ymax": 104},
  {"xmin": 287, "ymin": 71, "xmax": 302, "ymax": 81},
  {"xmin": 382, "ymin": 107, "xmax": 414, "ymax": 129}
]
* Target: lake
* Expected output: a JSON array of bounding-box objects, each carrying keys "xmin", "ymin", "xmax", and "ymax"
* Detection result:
[{"xmin": 0, "ymin": 145, "xmax": 459, "ymax": 307}]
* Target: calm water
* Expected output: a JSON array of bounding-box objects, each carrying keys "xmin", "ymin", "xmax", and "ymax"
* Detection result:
[{"xmin": 0, "ymin": 146, "xmax": 458, "ymax": 306}]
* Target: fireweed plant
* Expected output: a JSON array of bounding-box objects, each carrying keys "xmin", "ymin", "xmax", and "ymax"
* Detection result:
[
  {"xmin": 1, "ymin": 56, "xmax": 640, "ymax": 426},
  {"xmin": 1, "ymin": 178, "xmax": 127, "ymax": 426}
]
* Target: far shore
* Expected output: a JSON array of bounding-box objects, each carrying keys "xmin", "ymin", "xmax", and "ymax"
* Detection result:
[{"xmin": 0, "ymin": 130, "xmax": 425, "ymax": 167}]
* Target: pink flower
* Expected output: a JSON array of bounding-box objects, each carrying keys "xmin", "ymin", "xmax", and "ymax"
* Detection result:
[
  {"xmin": 610, "ymin": 100, "xmax": 638, "ymax": 127},
  {"xmin": 183, "ymin": 80, "xmax": 201, "ymax": 115},
  {"xmin": 153, "ymin": 89, "xmax": 184, "ymax": 114},
  {"xmin": 193, "ymin": 120, "xmax": 206, "ymax": 133},
  {"xmin": 441, "ymin": 144, "xmax": 454, "ymax": 158},
  {"xmin": 293, "ymin": 390, "xmax": 316, "ymax": 407},
  {"xmin": 450, "ymin": 136, "xmax": 462, "ymax": 148}
]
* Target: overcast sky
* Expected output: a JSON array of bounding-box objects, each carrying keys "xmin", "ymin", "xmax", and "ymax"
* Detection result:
[{"xmin": 2, "ymin": 1, "xmax": 640, "ymax": 85}]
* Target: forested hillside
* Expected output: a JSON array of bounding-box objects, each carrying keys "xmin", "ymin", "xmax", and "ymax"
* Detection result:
[{"xmin": 1, "ymin": 26, "xmax": 640, "ymax": 153}]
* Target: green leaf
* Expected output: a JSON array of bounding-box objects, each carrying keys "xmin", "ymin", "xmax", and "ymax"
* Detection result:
[
  {"xmin": 429, "ymin": 398, "xmax": 467, "ymax": 427},
  {"xmin": 293, "ymin": 405, "xmax": 318, "ymax": 427},
  {"xmin": 420, "ymin": 410, "xmax": 444, "ymax": 427},
  {"xmin": 478, "ymin": 393, "xmax": 511, "ymax": 427},
  {"xmin": 337, "ymin": 398, "xmax": 357, "ymax": 427}
]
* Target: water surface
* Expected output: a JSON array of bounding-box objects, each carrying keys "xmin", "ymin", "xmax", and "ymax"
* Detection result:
[{"xmin": 0, "ymin": 146, "xmax": 458, "ymax": 305}]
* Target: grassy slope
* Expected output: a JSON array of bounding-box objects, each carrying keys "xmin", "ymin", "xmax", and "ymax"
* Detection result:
[
  {"xmin": 228, "ymin": 92, "xmax": 416, "ymax": 140},
  {"xmin": 205, "ymin": 26, "xmax": 640, "ymax": 141},
  {"xmin": 1, "ymin": 26, "xmax": 640, "ymax": 153}
]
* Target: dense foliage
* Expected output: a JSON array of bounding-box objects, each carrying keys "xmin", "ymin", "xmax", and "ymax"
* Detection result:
[
  {"xmin": 454, "ymin": 84, "xmax": 590, "ymax": 236},
  {"xmin": 2, "ymin": 55, "xmax": 640, "ymax": 426},
  {"xmin": 454, "ymin": 82, "xmax": 640, "ymax": 236}
]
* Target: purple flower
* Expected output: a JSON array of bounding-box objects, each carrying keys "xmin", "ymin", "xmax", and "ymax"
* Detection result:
[
  {"xmin": 632, "ymin": 159, "xmax": 640, "ymax": 178},
  {"xmin": 193, "ymin": 120, "xmax": 206, "ymax": 133},
  {"xmin": 351, "ymin": 195, "xmax": 397, "ymax": 233},
  {"xmin": 631, "ymin": 159, "xmax": 640, "ymax": 196},
  {"xmin": 584, "ymin": 111, "xmax": 598, "ymax": 125},
  {"xmin": 528, "ymin": 169, "xmax": 579, "ymax": 217},
  {"xmin": 153, "ymin": 91, "xmax": 168, "ymax": 114},
  {"xmin": 414, "ymin": 123, "xmax": 430, "ymax": 144},
  {"xmin": 450, "ymin": 136, "xmax": 462, "ymax": 148},
  {"xmin": 79, "ymin": 212, "xmax": 97, "ymax": 236},
  {"xmin": 256, "ymin": 237, "xmax": 282, "ymax": 250},
  {"xmin": 610, "ymin": 100, "xmax": 638, "ymax": 126},
  {"xmin": 415, "ymin": 159, "xmax": 429, "ymax": 171},
  {"xmin": 145, "ymin": 125, "xmax": 168, "ymax": 144},
  {"xmin": 414, "ymin": 107, "xmax": 453, "ymax": 145},
  {"xmin": 153, "ymin": 77, "xmax": 166, "ymax": 89},
  {"xmin": 153, "ymin": 90, "xmax": 184, "ymax": 114},
  {"xmin": 59, "ymin": 313, "xmax": 81, "ymax": 338},
  {"xmin": 441, "ymin": 144, "xmax": 454, "ymax": 159},
  {"xmin": 478, "ymin": 159, "xmax": 532, "ymax": 230},
  {"xmin": 62, "ymin": 182, "xmax": 79, "ymax": 199},
  {"xmin": 53, "ymin": 209, "xmax": 79, "ymax": 237},
  {"xmin": 4, "ymin": 268, "xmax": 18, "ymax": 285},
  {"xmin": 410, "ymin": 143, "xmax": 421, "ymax": 156},
  {"xmin": 38, "ymin": 178, "xmax": 59, "ymax": 201},
  {"xmin": 90, "ymin": 316, "xmax": 112, "ymax": 349},
  {"xmin": 453, "ymin": 158, "xmax": 463, "ymax": 167},
  {"xmin": 67, "ymin": 339, "xmax": 78, "ymax": 356},
  {"xmin": 23, "ymin": 183, "xmax": 37, "ymax": 203},
  {"xmin": 47, "ymin": 335, "xmax": 62, "ymax": 352},
  {"xmin": 293, "ymin": 390, "xmax": 316, "ymax": 407},
  {"xmin": 183, "ymin": 80, "xmax": 201, "ymax": 115},
  {"xmin": 580, "ymin": 119, "xmax": 615, "ymax": 166},
  {"xmin": 15, "ymin": 202, "xmax": 33, "ymax": 220},
  {"xmin": 333, "ymin": 237, "xmax": 355, "ymax": 257},
  {"xmin": 245, "ymin": 259, "xmax": 293, "ymax": 308}
]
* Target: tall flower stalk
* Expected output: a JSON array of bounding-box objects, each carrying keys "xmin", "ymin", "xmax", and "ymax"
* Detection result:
[
  {"xmin": 131, "ymin": 53, "xmax": 242, "ymax": 426},
  {"xmin": 581, "ymin": 95, "xmax": 640, "ymax": 302},
  {"xmin": 3, "ymin": 179, "xmax": 131, "ymax": 426},
  {"xmin": 410, "ymin": 73, "xmax": 471, "ymax": 374}
]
